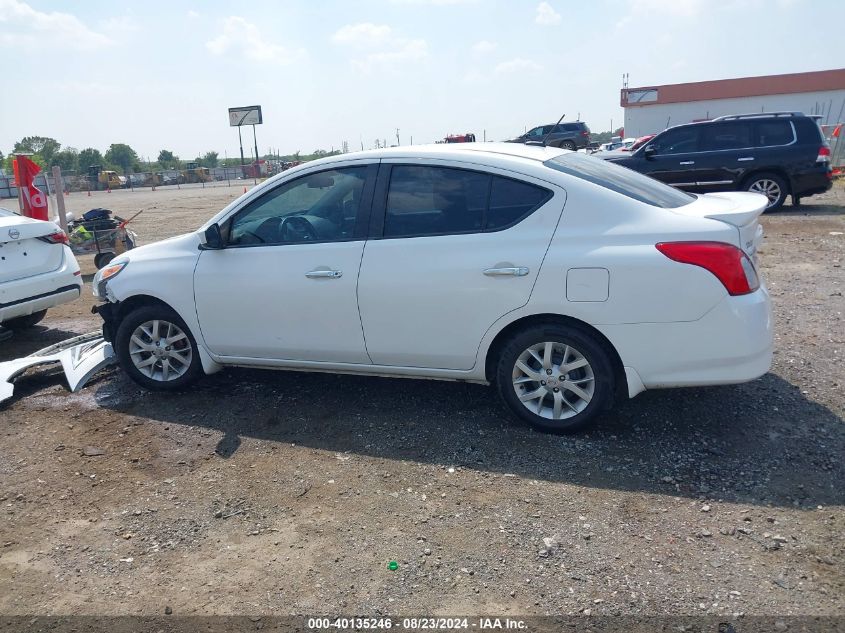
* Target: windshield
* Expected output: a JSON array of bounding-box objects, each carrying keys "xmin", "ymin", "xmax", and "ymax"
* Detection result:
[{"xmin": 544, "ymin": 152, "xmax": 695, "ymax": 209}]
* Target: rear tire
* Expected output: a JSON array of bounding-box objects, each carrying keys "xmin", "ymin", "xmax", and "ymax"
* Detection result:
[
  {"xmin": 743, "ymin": 172, "xmax": 788, "ymax": 211},
  {"xmin": 3, "ymin": 309, "xmax": 48, "ymax": 330},
  {"xmin": 115, "ymin": 305, "xmax": 203, "ymax": 391},
  {"xmin": 495, "ymin": 324, "xmax": 614, "ymax": 433}
]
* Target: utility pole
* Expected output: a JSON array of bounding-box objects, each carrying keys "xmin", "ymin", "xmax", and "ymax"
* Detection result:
[{"xmin": 395, "ymin": 128, "xmax": 400, "ymax": 146}]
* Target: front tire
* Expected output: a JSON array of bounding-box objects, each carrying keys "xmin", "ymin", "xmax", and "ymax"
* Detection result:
[
  {"xmin": 560, "ymin": 140, "xmax": 577, "ymax": 151},
  {"xmin": 495, "ymin": 324, "xmax": 614, "ymax": 433},
  {"xmin": 743, "ymin": 172, "xmax": 788, "ymax": 211},
  {"xmin": 115, "ymin": 305, "xmax": 203, "ymax": 391},
  {"xmin": 3, "ymin": 309, "xmax": 47, "ymax": 330}
]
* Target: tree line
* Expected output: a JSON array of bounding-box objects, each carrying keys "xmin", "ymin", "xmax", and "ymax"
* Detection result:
[{"xmin": 1, "ymin": 136, "xmax": 341, "ymax": 177}]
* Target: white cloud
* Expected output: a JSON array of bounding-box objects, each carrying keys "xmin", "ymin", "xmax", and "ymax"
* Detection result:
[
  {"xmin": 627, "ymin": 0, "xmax": 706, "ymax": 18},
  {"xmin": 99, "ymin": 15, "xmax": 138, "ymax": 33},
  {"xmin": 332, "ymin": 23, "xmax": 392, "ymax": 46},
  {"xmin": 352, "ymin": 38, "xmax": 428, "ymax": 73},
  {"xmin": 0, "ymin": 0, "xmax": 112, "ymax": 50},
  {"xmin": 472, "ymin": 39, "xmax": 496, "ymax": 55},
  {"xmin": 206, "ymin": 16, "xmax": 305, "ymax": 64},
  {"xmin": 495, "ymin": 58, "xmax": 543, "ymax": 74},
  {"xmin": 390, "ymin": 0, "xmax": 479, "ymax": 4},
  {"xmin": 187, "ymin": 10, "xmax": 200, "ymax": 19},
  {"xmin": 535, "ymin": 2, "xmax": 561, "ymax": 25}
]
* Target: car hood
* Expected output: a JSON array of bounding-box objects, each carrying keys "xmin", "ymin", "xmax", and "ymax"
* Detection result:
[{"xmin": 117, "ymin": 231, "xmax": 201, "ymax": 265}]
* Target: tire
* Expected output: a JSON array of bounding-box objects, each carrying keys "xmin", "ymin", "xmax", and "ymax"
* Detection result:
[
  {"xmin": 560, "ymin": 140, "xmax": 577, "ymax": 151},
  {"xmin": 3, "ymin": 309, "xmax": 48, "ymax": 331},
  {"xmin": 94, "ymin": 252, "xmax": 115, "ymax": 269},
  {"xmin": 114, "ymin": 305, "xmax": 203, "ymax": 391},
  {"xmin": 743, "ymin": 172, "xmax": 788, "ymax": 211},
  {"xmin": 495, "ymin": 324, "xmax": 614, "ymax": 433}
]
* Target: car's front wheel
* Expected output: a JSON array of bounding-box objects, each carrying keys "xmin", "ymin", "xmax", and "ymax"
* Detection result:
[
  {"xmin": 115, "ymin": 305, "xmax": 203, "ymax": 390},
  {"xmin": 743, "ymin": 172, "xmax": 788, "ymax": 211},
  {"xmin": 560, "ymin": 140, "xmax": 577, "ymax": 151},
  {"xmin": 496, "ymin": 324, "xmax": 614, "ymax": 433}
]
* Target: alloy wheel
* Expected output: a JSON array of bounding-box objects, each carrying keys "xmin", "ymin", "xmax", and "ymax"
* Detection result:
[
  {"xmin": 128, "ymin": 319, "xmax": 193, "ymax": 382},
  {"xmin": 511, "ymin": 341, "xmax": 595, "ymax": 420},
  {"xmin": 748, "ymin": 179, "xmax": 781, "ymax": 207}
]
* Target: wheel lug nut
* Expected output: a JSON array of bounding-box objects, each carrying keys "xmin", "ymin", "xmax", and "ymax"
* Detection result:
[
  {"xmin": 553, "ymin": 388, "xmax": 559, "ymax": 392},
  {"xmin": 546, "ymin": 369, "xmax": 552, "ymax": 375},
  {"xmin": 540, "ymin": 381, "xmax": 546, "ymax": 386}
]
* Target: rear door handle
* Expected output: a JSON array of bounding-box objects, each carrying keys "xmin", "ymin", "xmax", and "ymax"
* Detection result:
[
  {"xmin": 737, "ymin": 157, "xmax": 755, "ymax": 162},
  {"xmin": 679, "ymin": 161, "xmax": 695, "ymax": 165},
  {"xmin": 484, "ymin": 267, "xmax": 529, "ymax": 277},
  {"xmin": 305, "ymin": 269, "xmax": 342, "ymax": 279}
]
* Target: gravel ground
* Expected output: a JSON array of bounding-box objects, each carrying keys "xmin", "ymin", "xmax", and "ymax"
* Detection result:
[{"xmin": 0, "ymin": 182, "xmax": 842, "ymax": 618}]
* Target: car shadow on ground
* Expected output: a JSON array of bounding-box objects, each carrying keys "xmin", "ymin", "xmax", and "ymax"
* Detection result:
[
  {"xmin": 775, "ymin": 201, "xmax": 845, "ymax": 216},
  {"xmin": 88, "ymin": 367, "xmax": 844, "ymax": 510}
]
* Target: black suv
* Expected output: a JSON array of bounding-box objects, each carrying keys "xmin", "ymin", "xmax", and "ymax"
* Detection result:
[
  {"xmin": 603, "ymin": 112, "xmax": 832, "ymax": 210},
  {"xmin": 508, "ymin": 121, "xmax": 591, "ymax": 151}
]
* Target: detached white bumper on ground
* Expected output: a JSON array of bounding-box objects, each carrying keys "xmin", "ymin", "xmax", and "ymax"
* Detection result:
[{"xmin": 0, "ymin": 332, "xmax": 115, "ymax": 404}]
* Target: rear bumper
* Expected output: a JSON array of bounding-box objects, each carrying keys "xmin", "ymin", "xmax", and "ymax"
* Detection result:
[
  {"xmin": 600, "ymin": 286, "xmax": 773, "ymax": 392},
  {"xmin": 0, "ymin": 248, "xmax": 82, "ymax": 323},
  {"xmin": 791, "ymin": 168, "xmax": 833, "ymax": 197}
]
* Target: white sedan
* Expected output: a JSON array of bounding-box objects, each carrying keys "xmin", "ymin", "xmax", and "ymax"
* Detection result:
[
  {"xmin": 92, "ymin": 144, "xmax": 772, "ymax": 432},
  {"xmin": 1, "ymin": 208, "xmax": 82, "ymax": 330}
]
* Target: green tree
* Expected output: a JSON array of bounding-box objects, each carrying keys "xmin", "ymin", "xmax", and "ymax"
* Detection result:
[
  {"xmin": 202, "ymin": 151, "xmax": 219, "ymax": 167},
  {"xmin": 78, "ymin": 147, "xmax": 104, "ymax": 171},
  {"xmin": 104, "ymin": 143, "xmax": 139, "ymax": 173},
  {"xmin": 51, "ymin": 148, "xmax": 79, "ymax": 172},
  {"xmin": 158, "ymin": 149, "xmax": 179, "ymax": 168},
  {"xmin": 13, "ymin": 136, "xmax": 61, "ymax": 166}
]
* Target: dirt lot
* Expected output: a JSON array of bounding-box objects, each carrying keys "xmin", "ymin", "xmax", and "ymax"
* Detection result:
[{"xmin": 0, "ymin": 182, "xmax": 843, "ymax": 618}]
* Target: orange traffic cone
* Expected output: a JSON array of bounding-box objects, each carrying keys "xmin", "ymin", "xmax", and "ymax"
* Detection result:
[{"xmin": 243, "ymin": 186, "xmax": 247, "ymax": 194}]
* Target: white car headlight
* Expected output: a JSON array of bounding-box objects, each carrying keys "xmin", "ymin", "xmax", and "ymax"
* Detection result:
[{"xmin": 93, "ymin": 261, "xmax": 128, "ymax": 298}]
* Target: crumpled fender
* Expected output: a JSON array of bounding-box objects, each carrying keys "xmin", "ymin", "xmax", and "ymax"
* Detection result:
[{"xmin": 0, "ymin": 332, "xmax": 116, "ymax": 404}]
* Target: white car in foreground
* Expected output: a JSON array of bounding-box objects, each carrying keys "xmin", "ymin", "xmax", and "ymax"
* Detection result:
[
  {"xmin": 0, "ymin": 208, "xmax": 82, "ymax": 330},
  {"xmin": 92, "ymin": 144, "xmax": 772, "ymax": 432}
]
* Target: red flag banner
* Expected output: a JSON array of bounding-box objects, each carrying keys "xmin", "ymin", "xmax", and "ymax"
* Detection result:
[
  {"xmin": 832, "ymin": 124, "xmax": 842, "ymax": 138},
  {"xmin": 16, "ymin": 155, "xmax": 49, "ymax": 221}
]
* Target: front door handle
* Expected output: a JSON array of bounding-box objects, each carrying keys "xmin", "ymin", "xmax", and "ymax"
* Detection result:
[
  {"xmin": 679, "ymin": 161, "xmax": 695, "ymax": 165},
  {"xmin": 305, "ymin": 269, "xmax": 342, "ymax": 279},
  {"xmin": 484, "ymin": 267, "xmax": 529, "ymax": 277},
  {"xmin": 737, "ymin": 157, "xmax": 755, "ymax": 162}
]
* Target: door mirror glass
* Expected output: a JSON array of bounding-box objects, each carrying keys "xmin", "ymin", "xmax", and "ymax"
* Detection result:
[
  {"xmin": 643, "ymin": 145, "xmax": 656, "ymax": 159},
  {"xmin": 202, "ymin": 223, "xmax": 223, "ymax": 249}
]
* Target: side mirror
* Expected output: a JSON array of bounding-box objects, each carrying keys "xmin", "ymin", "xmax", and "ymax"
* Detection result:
[
  {"xmin": 642, "ymin": 145, "xmax": 656, "ymax": 159},
  {"xmin": 201, "ymin": 223, "xmax": 223, "ymax": 250}
]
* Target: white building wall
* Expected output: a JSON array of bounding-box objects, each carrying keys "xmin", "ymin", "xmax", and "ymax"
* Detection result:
[{"xmin": 623, "ymin": 89, "xmax": 845, "ymax": 137}]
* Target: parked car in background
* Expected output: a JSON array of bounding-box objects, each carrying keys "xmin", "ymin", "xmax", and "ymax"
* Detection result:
[
  {"xmin": 508, "ymin": 121, "xmax": 591, "ymax": 151},
  {"xmin": 0, "ymin": 208, "xmax": 82, "ymax": 330},
  {"xmin": 93, "ymin": 143, "xmax": 772, "ymax": 433},
  {"xmin": 602, "ymin": 112, "xmax": 833, "ymax": 210},
  {"xmin": 623, "ymin": 135, "xmax": 655, "ymax": 152}
]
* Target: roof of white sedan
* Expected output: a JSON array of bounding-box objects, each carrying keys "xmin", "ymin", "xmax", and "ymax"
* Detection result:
[{"xmin": 320, "ymin": 142, "xmax": 569, "ymax": 164}]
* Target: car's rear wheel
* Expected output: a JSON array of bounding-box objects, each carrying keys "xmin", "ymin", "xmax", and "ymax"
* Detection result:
[
  {"xmin": 3, "ymin": 309, "xmax": 48, "ymax": 330},
  {"xmin": 115, "ymin": 305, "xmax": 203, "ymax": 391},
  {"xmin": 560, "ymin": 140, "xmax": 577, "ymax": 151},
  {"xmin": 743, "ymin": 172, "xmax": 788, "ymax": 211},
  {"xmin": 495, "ymin": 324, "xmax": 614, "ymax": 433},
  {"xmin": 94, "ymin": 252, "xmax": 115, "ymax": 269}
]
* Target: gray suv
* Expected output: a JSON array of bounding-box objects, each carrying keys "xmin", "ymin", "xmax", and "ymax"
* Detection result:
[{"xmin": 508, "ymin": 121, "xmax": 591, "ymax": 150}]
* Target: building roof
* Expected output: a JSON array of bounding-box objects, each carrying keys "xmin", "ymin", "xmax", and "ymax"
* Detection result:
[{"xmin": 621, "ymin": 68, "xmax": 845, "ymax": 108}]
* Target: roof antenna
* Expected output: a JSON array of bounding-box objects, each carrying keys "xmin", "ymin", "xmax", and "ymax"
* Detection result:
[{"xmin": 539, "ymin": 113, "xmax": 565, "ymax": 146}]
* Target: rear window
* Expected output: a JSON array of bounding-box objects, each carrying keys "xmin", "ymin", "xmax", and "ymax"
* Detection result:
[
  {"xmin": 544, "ymin": 152, "xmax": 695, "ymax": 209},
  {"xmin": 754, "ymin": 120, "xmax": 794, "ymax": 147}
]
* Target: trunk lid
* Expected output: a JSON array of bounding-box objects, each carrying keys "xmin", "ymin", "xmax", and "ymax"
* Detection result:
[
  {"xmin": 671, "ymin": 191, "xmax": 766, "ymax": 261},
  {"xmin": 0, "ymin": 211, "xmax": 65, "ymax": 283}
]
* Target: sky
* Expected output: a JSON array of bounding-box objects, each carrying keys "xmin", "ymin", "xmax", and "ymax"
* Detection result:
[{"xmin": 0, "ymin": 0, "xmax": 839, "ymax": 161}]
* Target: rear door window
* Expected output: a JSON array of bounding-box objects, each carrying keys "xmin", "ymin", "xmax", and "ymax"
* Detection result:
[
  {"xmin": 754, "ymin": 121, "xmax": 795, "ymax": 146},
  {"xmin": 382, "ymin": 166, "xmax": 553, "ymax": 238},
  {"xmin": 700, "ymin": 122, "xmax": 752, "ymax": 151}
]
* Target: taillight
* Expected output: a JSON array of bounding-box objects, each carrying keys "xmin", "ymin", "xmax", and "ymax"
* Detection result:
[
  {"xmin": 581, "ymin": 131, "xmax": 589, "ymax": 136},
  {"xmin": 818, "ymin": 145, "xmax": 831, "ymax": 163},
  {"xmin": 656, "ymin": 241, "xmax": 759, "ymax": 296},
  {"xmin": 38, "ymin": 231, "xmax": 69, "ymax": 245}
]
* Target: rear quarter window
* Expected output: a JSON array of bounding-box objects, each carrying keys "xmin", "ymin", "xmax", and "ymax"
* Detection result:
[
  {"xmin": 544, "ymin": 152, "xmax": 695, "ymax": 209},
  {"xmin": 754, "ymin": 120, "xmax": 795, "ymax": 147}
]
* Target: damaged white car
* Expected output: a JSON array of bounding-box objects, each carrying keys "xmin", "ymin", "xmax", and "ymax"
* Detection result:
[{"xmin": 90, "ymin": 144, "xmax": 772, "ymax": 432}]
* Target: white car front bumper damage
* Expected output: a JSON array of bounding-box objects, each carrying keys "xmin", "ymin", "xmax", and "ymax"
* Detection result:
[{"xmin": 0, "ymin": 332, "xmax": 116, "ymax": 404}]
